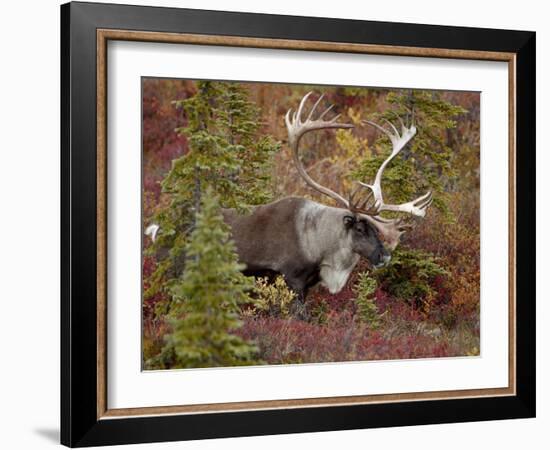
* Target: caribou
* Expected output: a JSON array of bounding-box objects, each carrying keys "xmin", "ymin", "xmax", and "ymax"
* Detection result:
[{"xmin": 147, "ymin": 92, "xmax": 432, "ymax": 308}]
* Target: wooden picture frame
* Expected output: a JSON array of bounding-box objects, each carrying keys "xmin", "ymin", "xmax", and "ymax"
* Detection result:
[{"xmin": 61, "ymin": 1, "xmax": 535, "ymax": 447}]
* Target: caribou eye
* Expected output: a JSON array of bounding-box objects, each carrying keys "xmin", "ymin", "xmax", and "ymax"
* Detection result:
[
  {"xmin": 343, "ymin": 215, "xmax": 356, "ymax": 228},
  {"xmin": 361, "ymin": 224, "xmax": 371, "ymax": 236}
]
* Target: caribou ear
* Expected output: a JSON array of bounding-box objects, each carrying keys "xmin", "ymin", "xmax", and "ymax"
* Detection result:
[{"xmin": 343, "ymin": 215, "xmax": 356, "ymax": 229}]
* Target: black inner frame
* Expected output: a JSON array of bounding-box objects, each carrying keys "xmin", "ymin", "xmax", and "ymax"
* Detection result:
[{"xmin": 61, "ymin": 2, "xmax": 535, "ymax": 447}]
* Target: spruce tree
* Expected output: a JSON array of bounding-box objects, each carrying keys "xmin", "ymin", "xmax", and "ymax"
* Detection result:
[
  {"xmin": 216, "ymin": 82, "xmax": 278, "ymax": 207},
  {"xmin": 159, "ymin": 189, "xmax": 260, "ymax": 369},
  {"xmin": 145, "ymin": 81, "xmax": 279, "ymax": 299},
  {"xmin": 354, "ymin": 273, "xmax": 382, "ymax": 329}
]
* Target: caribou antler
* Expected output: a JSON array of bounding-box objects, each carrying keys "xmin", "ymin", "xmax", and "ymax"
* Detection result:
[
  {"xmin": 285, "ymin": 92, "xmax": 433, "ymax": 243},
  {"xmin": 358, "ymin": 115, "xmax": 433, "ymax": 218},
  {"xmin": 285, "ymin": 91, "xmax": 354, "ymax": 209}
]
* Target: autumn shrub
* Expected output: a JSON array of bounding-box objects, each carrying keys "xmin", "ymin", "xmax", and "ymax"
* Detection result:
[
  {"xmin": 372, "ymin": 248, "xmax": 449, "ymax": 315},
  {"xmin": 236, "ymin": 315, "xmax": 458, "ymax": 364},
  {"xmin": 253, "ymin": 276, "xmax": 296, "ymax": 318},
  {"xmin": 404, "ymin": 193, "xmax": 480, "ymax": 325},
  {"xmin": 307, "ymin": 277, "xmax": 357, "ymax": 314},
  {"xmin": 142, "ymin": 255, "xmax": 163, "ymax": 321},
  {"xmin": 142, "ymin": 317, "xmax": 170, "ymax": 364},
  {"xmin": 142, "ymin": 78, "xmax": 195, "ymax": 205}
]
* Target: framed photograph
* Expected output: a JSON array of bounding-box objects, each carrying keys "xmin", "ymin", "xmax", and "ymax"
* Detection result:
[{"xmin": 61, "ymin": 1, "xmax": 535, "ymax": 447}]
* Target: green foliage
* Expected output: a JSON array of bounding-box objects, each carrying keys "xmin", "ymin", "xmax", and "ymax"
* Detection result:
[
  {"xmin": 341, "ymin": 87, "xmax": 366, "ymax": 97},
  {"xmin": 253, "ymin": 276, "xmax": 296, "ymax": 318},
  {"xmin": 352, "ymin": 90, "xmax": 466, "ymax": 220},
  {"xmin": 354, "ymin": 273, "xmax": 383, "ymax": 329},
  {"xmin": 374, "ymin": 248, "xmax": 449, "ymax": 312},
  {"xmin": 148, "ymin": 190, "xmax": 260, "ymax": 369},
  {"xmin": 146, "ymin": 81, "xmax": 280, "ymax": 299},
  {"xmin": 168, "ymin": 81, "xmax": 280, "ymax": 210},
  {"xmin": 335, "ymin": 128, "xmax": 370, "ymax": 160},
  {"xmin": 310, "ymin": 299, "xmax": 329, "ymax": 325},
  {"xmin": 215, "ymin": 83, "xmax": 280, "ymax": 206}
]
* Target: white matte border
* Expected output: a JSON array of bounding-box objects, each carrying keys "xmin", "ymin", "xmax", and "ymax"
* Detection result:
[{"xmin": 107, "ymin": 40, "xmax": 509, "ymax": 409}]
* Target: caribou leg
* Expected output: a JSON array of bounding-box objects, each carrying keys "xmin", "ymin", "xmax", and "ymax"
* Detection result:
[
  {"xmin": 284, "ymin": 274, "xmax": 314, "ymax": 321},
  {"xmin": 290, "ymin": 292, "xmax": 310, "ymax": 321}
]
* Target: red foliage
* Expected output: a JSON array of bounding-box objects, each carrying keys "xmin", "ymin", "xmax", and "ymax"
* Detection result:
[
  {"xmin": 236, "ymin": 314, "xmax": 459, "ymax": 364},
  {"xmin": 405, "ymin": 193, "xmax": 481, "ymax": 322},
  {"xmin": 308, "ymin": 283, "xmax": 355, "ymax": 313},
  {"xmin": 142, "ymin": 78, "xmax": 195, "ymax": 214}
]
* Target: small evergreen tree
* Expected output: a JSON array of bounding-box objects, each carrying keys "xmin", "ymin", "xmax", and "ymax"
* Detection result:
[
  {"xmin": 155, "ymin": 190, "xmax": 260, "ymax": 369},
  {"xmin": 374, "ymin": 248, "xmax": 449, "ymax": 314},
  {"xmin": 146, "ymin": 81, "xmax": 279, "ymax": 299},
  {"xmin": 217, "ymin": 82, "xmax": 279, "ymax": 207},
  {"xmin": 354, "ymin": 273, "xmax": 383, "ymax": 329}
]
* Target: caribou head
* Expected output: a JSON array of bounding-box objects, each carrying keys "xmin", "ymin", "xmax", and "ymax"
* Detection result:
[{"xmin": 285, "ymin": 92, "xmax": 432, "ymax": 265}]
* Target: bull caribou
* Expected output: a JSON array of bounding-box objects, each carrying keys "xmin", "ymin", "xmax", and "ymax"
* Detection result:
[{"xmin": 147, "ymin": 92, "xmax": 432, "ymax": 308}]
